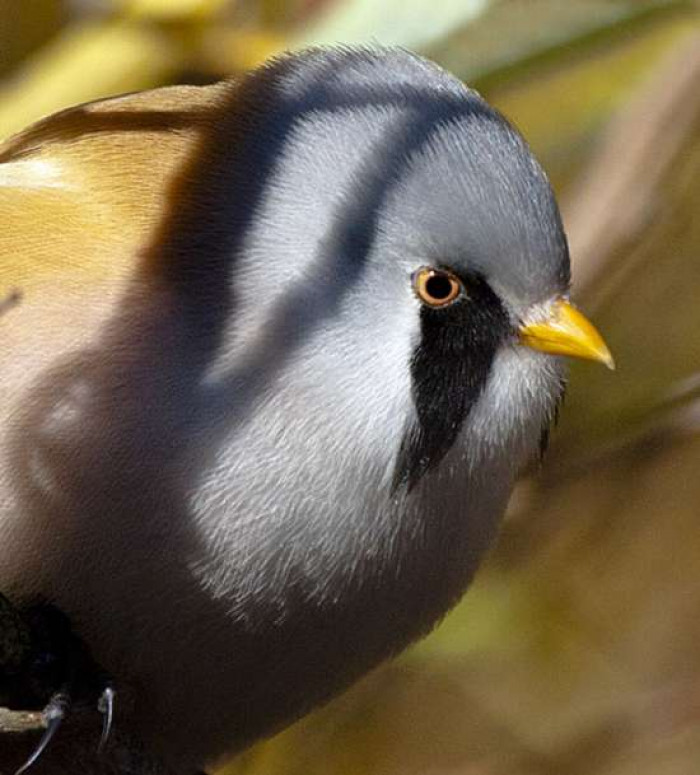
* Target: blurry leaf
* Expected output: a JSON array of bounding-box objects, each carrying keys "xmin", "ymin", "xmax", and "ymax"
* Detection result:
[
  {"xmin": 199, "ymin": 27, "xmax": 287, "ymax": 74},
  {"xmin": 119, "ymin": 0, "xmax": 230, "ymax": 19},
  {"xmin": 482, "ymin": 7, "xmax": 699, "ymax": 192},
  {"xmin": 293, "ymin": 0, "xmax": 493, "ymax": 51},
  {"xmin": 548, "ymin": 38, "xmax": 700, "ymax": 467},
  {"xmin": 0, "ymin": 21, "xmax": 181, "ymax": 141},
  {"xmin": 0, "ymin": 0, "xmax": 64, "ymax": 77},
  {"xmin": 257, "ymin": 0, "xmax": 318, "ymax": 29},
  {"xmin": 428, "ymin": 0, "xmax": 693, "ymax": 84}
]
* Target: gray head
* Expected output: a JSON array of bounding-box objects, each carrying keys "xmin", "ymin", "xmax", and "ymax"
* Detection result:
[{"xmin": 195, "ymin": 46, "xmax": 591, "ymax": 503}]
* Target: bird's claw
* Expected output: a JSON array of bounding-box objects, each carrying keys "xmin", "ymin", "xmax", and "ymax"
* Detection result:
[
  {"xmin": 97, "ymin": 684, "xmax": 115, "ymax": 751},
  {"xmin": 14, "ymin": 690, "xmax": 71, "ymax": 775},
  {"xmin": 12, "ymin": 683, "xmax": 115, "ymax": 774},
  {"xmin": 0, "ymin": 599, "xmax": 116, "ymax": 772}
]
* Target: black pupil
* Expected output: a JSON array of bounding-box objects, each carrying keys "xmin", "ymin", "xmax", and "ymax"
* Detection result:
[{"xmin": 425, "ymin": 273, "xmax": 453, "ymax": 300}]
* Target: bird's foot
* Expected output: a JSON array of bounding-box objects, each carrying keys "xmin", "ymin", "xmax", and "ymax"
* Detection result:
[
  {"xmin": 13, "ymin": 683, "xmax": 116, "ymax": 774},
  {"xmin": 0, "ymin": 594, "xmax": 115, "ymax": 772},
  {"xmin": 14, "ymin": 689, "xmax": 70, "ymax": 775},
  {"xmin": 97, "ymin": 683, "xmax": 116, "ymax": 751}
]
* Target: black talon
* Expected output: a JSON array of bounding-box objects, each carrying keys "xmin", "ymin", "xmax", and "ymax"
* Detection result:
[
  {"xmin": 97, "ymin": 684, "xmax": 115, "ymax": 751},
  {"xmin": 14, "ymin": 689, "xmax": 71, "ymax": 775}
]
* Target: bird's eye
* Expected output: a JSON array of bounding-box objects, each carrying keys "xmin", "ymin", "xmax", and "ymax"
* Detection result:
[{"xmin": 413, "ymin": 267, "xmax": 463, "ymax": 307}]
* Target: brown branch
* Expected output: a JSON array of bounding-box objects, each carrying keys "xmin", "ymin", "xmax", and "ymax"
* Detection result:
[{"xmin": 0, "ymin": 708, "xmax": 44, "ymax": 735}]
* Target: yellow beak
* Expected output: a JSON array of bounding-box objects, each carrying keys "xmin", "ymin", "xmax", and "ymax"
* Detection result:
[{"xmin": 518, "ymin": 298, "xmax": 615, "ymax": 369}]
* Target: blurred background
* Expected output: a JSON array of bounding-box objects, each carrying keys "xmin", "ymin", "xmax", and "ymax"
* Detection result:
[{"xmin": 2, "ymin": 1, "xmax": 700, "ymax": 773}]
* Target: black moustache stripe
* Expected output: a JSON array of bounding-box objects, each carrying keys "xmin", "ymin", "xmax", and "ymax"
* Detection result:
[{"xmin": 393, "ymin": 272, "xmax": 512, "ymax": 492}]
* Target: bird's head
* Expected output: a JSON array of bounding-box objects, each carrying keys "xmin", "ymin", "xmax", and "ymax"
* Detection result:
[{"xmin": 200, "ymin": 47, "xmax": 611, "ymax": 500}]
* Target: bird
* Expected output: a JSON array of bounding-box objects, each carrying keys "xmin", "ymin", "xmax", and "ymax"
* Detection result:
[{"xmin": 0, "ymin": 46, "xmax": 613, "ymax": 773}]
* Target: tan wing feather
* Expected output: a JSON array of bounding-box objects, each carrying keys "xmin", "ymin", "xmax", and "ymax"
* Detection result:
[
  {"xmin": 1, "ymin": 82, "xmax": 229, "ymax": 282},
  {"xmin": 0, "ymin": 80, "xmax": 233, "ymax": 357},
  {"xmin": 0, "ymin": 81, "xmax": 235, "ymax": 453}
]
